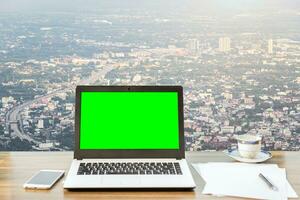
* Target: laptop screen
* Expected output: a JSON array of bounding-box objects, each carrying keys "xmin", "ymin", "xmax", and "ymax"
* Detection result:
[{"xmin": 79, "ymin": 91, "xmax": 180, "ymax": 150}]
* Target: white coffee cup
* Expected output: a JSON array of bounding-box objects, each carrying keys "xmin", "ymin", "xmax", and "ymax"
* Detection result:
[{"xmin": 235, "ymin": 134, "xmax": 262, "ymax": 159}]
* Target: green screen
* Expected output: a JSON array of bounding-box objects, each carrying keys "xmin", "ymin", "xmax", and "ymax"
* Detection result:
[{"xmin": 80, "ymin": 91, "xmax": 179, "ymax": 149}]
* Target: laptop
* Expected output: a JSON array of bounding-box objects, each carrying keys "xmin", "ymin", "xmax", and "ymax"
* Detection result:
[{"xmin": 63, "ymin": 85, "xmax": 196, "ymax": 189}]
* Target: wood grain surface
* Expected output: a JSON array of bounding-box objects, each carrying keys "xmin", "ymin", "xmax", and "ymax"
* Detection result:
[{"xmin": 0, "ymin": 151, "xmax": 299, "ymax": 200}]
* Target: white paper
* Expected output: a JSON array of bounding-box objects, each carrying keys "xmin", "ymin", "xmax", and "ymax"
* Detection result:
[
  {"xmin": 192, "ymin": 162, "xmax": 298, "ymax": 200},
  {"xmin": 281, "ymin": 168, "xmax": 298, "ymax": 199}
]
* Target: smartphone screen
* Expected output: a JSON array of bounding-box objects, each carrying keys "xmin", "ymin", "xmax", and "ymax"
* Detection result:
[{"xmin": 24, "ymin": 170, "xmax": 64, "ymax": 188}]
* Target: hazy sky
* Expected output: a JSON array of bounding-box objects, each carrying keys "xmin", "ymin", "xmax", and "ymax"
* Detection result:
[{"xmin": 0, "ymin": 0, "xmax": 299, "ymax": 15}]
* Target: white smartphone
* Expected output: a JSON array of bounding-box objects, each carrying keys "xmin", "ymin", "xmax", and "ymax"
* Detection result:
[{"xmin": 23, "ymin": 170, "xmax": 65, "ymax": 189}]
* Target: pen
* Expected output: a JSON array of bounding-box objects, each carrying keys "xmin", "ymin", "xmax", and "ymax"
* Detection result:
[{"xmin": 258, "ymin": 173, "xmax": 279, "ymax": 191}]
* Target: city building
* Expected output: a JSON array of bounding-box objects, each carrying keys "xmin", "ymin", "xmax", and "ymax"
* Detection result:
[
  {"xmin": 187, "ymin": 39, "xmax": 200, "ymax": 53},
  {"xmin": 219, "ymin": 37, "xmax": 231, "ymax": 52},
  {"xmin": 268, "ymin": 39, "xmax": 273, "ymax": 54}
]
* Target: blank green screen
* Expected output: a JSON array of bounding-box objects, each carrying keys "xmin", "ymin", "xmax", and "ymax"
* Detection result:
[{"xmin": 80, "ymin": 92, "xmax": 179, "ymax": 149}]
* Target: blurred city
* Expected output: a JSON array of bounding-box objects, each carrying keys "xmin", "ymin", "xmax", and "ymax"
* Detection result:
[{"xmin": 0, "ymin": 0, "xmax": 299, "ymax": 151}]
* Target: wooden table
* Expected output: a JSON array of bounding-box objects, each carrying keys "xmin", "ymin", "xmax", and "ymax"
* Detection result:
[{"xmin": 0, "ymin": 151, "xmax": 299, "ymax": 200}]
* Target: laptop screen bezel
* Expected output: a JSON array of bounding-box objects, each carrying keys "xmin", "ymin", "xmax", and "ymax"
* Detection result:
[{"xmin": 74, "ymin": 85, "xmax": 185, "ymax": 159}]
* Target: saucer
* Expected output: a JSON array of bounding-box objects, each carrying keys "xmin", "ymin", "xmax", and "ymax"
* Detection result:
[{"xmin": 223, "ymin": 149, "xmax": 272, "ymax": 163}]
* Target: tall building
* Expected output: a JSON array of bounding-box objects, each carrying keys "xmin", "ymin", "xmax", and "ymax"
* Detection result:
[
  {"xmin": 37, "ymin": 119, "xmax": 44, "ymax": 129},
  {"xmin": 219, "ymin": 37, "xmax": 231, "ymax": 52},
  {"xmin": 187, "ymin": 39, "xmax": 200, "ymax": 53},
  {"xmin": 268, "ymin": 39, "xmax": 273, "ymax": 54}
]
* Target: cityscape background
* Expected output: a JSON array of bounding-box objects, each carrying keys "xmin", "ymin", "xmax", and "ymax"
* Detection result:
[{"xmin": 0, "ymin": 0, "xmax": 299, "ymax": 151}]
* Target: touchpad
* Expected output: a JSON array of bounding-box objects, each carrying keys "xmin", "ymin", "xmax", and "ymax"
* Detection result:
[
  {"xmin": 120, "ymin": 176, "xmax": 141, "ymax": 185},
  {"xmin": 102, "ymin": 176, "xmax": 122, "ymax": 184},
  {"xmin": 102, "ymin": 176, "xmax": 141, "ymax": 185}
]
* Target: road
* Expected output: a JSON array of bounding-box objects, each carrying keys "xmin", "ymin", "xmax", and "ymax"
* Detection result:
[{"xmin": 5, "ymin": 65, "xmax": 114, "ymax": 146}]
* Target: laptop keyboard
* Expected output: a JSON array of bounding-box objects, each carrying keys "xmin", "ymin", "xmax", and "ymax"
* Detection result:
[{"xmin": 77, "ymin": 162, "xmax": 182, "ymax": 175}]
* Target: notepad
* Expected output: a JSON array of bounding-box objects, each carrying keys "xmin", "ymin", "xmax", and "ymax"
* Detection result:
[{"xmin": 192, "ymin": 162, "xmax": 298, "ymax": 200}]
